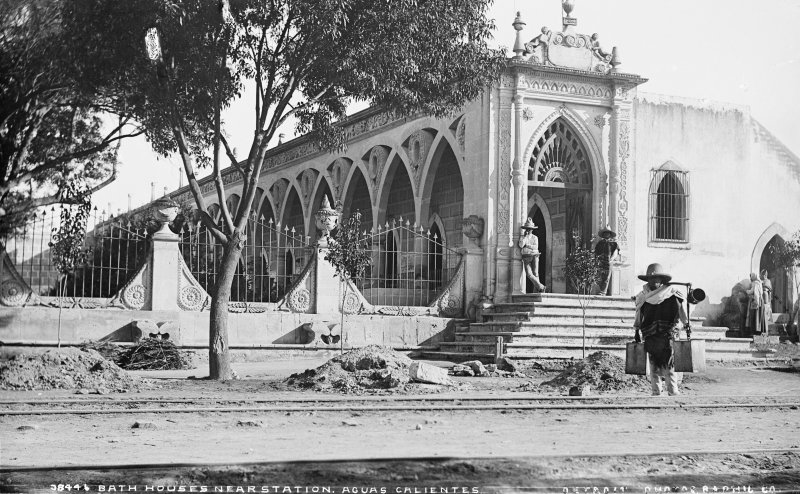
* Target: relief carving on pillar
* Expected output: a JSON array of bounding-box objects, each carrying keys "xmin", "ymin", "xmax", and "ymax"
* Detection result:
[
  {"xmin": 498, "ymin": 108, "xmax": 512, "ymax": 234},
  {"xmin": 270, "ymin": 179, "xmax": 289, "ymax": 219},
  {"xmin": 405, "ymin": 130, "xmax": 433, "ymax": 190},
  {"xmin": 616, "ymin": 118, "xmax": 631, "ymax": 243}
]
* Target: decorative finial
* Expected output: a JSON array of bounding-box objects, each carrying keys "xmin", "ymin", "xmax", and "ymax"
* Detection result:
[
  {"xmin": 512, "ymin": 12, "xmax": 526, "ymax": 59},
  {"xmin": 562, "ymin": 0, "xmax": 577, "ymax": 29},
  {"xmin": 610, "ymin": 46, "xmax": 622, "ymax": 71}
]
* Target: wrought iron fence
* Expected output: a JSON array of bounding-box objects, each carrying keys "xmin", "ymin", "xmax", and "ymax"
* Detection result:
[
  {"xmin": 0, "ymin": 207, "xmax": 149, "ymax": 299},
  {"xmin": 179, "ymin": 214, "xmax": 310, "ymax": 303},
  {"xmin": 355, "ymin": 218, "xmax": 462, "ymax": 307}
]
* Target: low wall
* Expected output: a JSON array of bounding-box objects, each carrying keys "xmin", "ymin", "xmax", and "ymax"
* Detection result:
[{"xmin": 0, "ymin": 307, "xmax": 458, "ymax": 350}]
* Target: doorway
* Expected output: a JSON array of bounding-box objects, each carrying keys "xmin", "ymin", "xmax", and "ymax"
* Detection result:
[{"xmin": 760, "ymin": 235, "xmax": 791, "ymax": 314}]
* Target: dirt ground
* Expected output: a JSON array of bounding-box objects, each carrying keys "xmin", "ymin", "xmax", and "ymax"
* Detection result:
[{"xmin": 2, "ymin": 355, "xmax": 800, "ymax": 493}]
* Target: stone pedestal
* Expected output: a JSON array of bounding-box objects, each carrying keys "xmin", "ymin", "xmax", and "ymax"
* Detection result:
[
  {"xmin": 149, "ymin": 229, "xmax": 181, "ymax": 311},
  {"xmin": 314, "ymin": 243, "xmax": 342, "ymax": 315}
]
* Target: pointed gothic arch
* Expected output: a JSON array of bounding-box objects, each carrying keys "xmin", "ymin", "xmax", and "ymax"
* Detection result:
[{"xmin": 341, "ymin": 165, "xmax": 374, "ymax": 231}]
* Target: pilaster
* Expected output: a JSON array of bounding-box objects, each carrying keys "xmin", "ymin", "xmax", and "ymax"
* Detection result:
[
  {"xmin": 610, "ymin": 85, "xmax": 635, "ymax": 295},
  {"xmin": 511, "ymin": 91, "xmax": 526, "ymax": 295}
]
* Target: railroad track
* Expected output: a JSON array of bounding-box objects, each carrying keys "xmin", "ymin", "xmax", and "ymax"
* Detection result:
[{"xmin": 2, "ymin": 394, "xmax": 798, "ymax": 415}]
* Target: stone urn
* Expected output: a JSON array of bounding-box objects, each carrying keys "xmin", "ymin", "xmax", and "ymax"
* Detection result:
[
  {"xmin": 314, "ymin": 196, "xmax": 340, "ymax": 245},
  {"xmin": 151, "ymin": 197, "xmax": 180, "ymax": 235}
]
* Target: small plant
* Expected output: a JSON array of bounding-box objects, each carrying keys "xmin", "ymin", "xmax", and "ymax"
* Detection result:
[
  {"xmin": 49, "ymin": 185, "xmax": 92, "ymax": 347},
  {"xmin": 769, "ymin": 231, "xmax": 800, "ymax": 333},
  {"xmin": 563, "ymin": 232, "xmax": 601, "ymax": 359},
  {"xmin": 324, "ymin": 210, "xmax": 372, "ymax": 353}
]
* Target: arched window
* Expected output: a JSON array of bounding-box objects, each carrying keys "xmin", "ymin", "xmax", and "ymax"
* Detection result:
[{"xmin": 649, "ymin": 164, "xmax": 689, "ymax": 243}]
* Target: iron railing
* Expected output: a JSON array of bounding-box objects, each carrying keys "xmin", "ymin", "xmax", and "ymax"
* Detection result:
[
  {"xmin": 179, "ymin": 215, "xmax": 310, "ymax": 303},
  {"xmin": 355, "ymin": 218, "xmax": 462, "ymax": 307},
  {"xmin": 0, "ymin": 207, "xmax": 149, "ymax": 299}
]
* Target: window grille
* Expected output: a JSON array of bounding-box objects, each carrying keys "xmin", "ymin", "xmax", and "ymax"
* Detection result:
[{"xmin": 649, "ymin": 168, "xmax": 689, "ymax": 243}]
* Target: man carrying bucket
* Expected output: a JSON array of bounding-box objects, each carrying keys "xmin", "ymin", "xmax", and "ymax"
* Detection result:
[{"xmin": 633, "ymin": 263, "xmax": 690, "ymax": 396}]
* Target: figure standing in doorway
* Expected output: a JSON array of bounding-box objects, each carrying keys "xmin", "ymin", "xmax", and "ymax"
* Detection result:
[
  {"xmin": 745, "ymin": 272, "xmax": 764, "ymax": 335},
  {"xmin": 633, "ymin": 263, "xmax": 689, "ymax": 396},
  {"xmin": 594, "ymin": 226, "xmax": 620, "ymax": 296},
  {"xmin": 518, "ymin": 217, "xmax": 546, "ymax": 293},
  {"xmin": 760, "ymin": 269, "xmax": 773, "ymax": 330}
]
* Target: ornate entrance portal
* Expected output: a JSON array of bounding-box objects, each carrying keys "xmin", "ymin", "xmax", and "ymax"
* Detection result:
[{"xmin": 527, "ymin": 118, "xmax": 593, "ymax": 293}]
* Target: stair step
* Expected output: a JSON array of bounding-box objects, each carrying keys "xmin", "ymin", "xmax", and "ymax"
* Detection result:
[
  {"xmin": 482, "ymin": 311, "xmax": 533, "ymax": 322},
  {"xmin": 457, "ymin": 329, "xmax": 732, "ymax": 343}
]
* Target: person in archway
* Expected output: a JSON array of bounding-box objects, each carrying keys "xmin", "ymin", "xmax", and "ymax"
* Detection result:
[
  {"xmin": 760, "ymin": 269, "xmax": 773, "ymax": 331},
  {"xmin": 745, "ymin": 272, "xmax": 764, "ymax": 335},
  {"xmin": 518, "ymin": 218, "xmax": 546, "ymax": 293},
  {"xmin": 633, "ymin": 263, "xmax": 689, "ymax": 396},
  {"xmin": 594, "ymin": 226, "xmax": 620, "ymax": 296}
]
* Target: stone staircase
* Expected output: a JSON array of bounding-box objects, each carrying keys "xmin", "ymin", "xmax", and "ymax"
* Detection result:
[{"xmin": 424, "ymin": 293, "xmax": 755, "ymax": 362}]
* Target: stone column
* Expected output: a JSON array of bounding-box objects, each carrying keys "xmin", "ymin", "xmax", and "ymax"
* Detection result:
[
  {"xmin": 609, "ymin": 91, "xmax": 635, "ymax": 296},
  {"xmin": 511, "ymin": 92, "xmax": 526, "ymax": 295}
]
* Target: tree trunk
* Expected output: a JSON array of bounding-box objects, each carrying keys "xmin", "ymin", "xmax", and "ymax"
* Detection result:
[{"xmin": 208, "ymin": 240, "xmax": 241, "ymax": 380}]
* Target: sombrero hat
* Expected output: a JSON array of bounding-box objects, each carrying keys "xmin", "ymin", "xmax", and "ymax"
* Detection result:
[
  {"xmin": 520, "ymin": 217, "xmax": 538, "ymax": 230},
  {"xmin": 597, "ymin": 226, "xmax": 616, "ymax": 238},
  {"xmin": 637, "ymin": 263, "xmax": 672, "ymax": 282}
]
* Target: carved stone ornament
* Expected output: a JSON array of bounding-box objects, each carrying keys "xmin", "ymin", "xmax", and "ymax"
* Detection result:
[
  {"xmin": 314, "ymin": 196, "xmax": 340, "ymax": 241},
  {"xmin": 298, "ymin": 168, "xmax": 318, "ymax": 209},
  {"xmin": 289, "ymin": 288, "xmax": 311, "ymax": 313},
  {"xmin": 430, "ymin": 257, "xmax": 465, "ymax": 317},
  {"xmin": 522, "ymin": 107, "xmax": 535, "ymax": 122},
  {"xmin": 0, "ymin": 279, "xmax": 27, "ymax": 307},
  {"xmin": 367, "ymin": 146, "xmax": 389, "ymax": 188},
  {"xmin": 341, "ymin": 290, "xmax": 362, "ymax": 314},
  {"xmin": 498, "ymin": 108, "xmax": 512, "ymax": 234},
  {"xmin": 151, "ymin": 197, "xmax": 180, "ymax": 233},
  {"xmin": 277, "ymin": 256, "xmax": 315, "ymax": 313},
  {"xmin": 456, "ymin": 118, "xmax": 466, "ymax": 152},
  {"xmin": 407, "ymin": 130, "xmax": 432, "ymax": 188},
  {"xmin": 462, "ymin": 215, "xmax": 485, "ymax": 240},
  {"xmin": 179, "ymin": 286, "xmax": 204, "ymax": 311},
  {"xmin": 177, "ymin": 256, "xmax": 210, "ymax": 311},
  {"xmin": 122, "ymin": 283, "xmax": 146, "ymax": 310},
  {"xmin": 328, "ymin": 158, "xmax": 351, "ymax": 202},
  {"xmin": 270, "ymin": 179, "xmax": 289, "ymax": 217}
]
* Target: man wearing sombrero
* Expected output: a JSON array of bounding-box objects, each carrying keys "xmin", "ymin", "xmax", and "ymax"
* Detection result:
[
  {"xmin": 518, "ymin": 217, "xmax": 546, "ymax": 292},
  {"xmin": 594, "ymin": 226, "xmax": 620, "ymax": 296},
  {"xmin": 634, "ymin": 263, "xmax": 690, "ymax": 396}
]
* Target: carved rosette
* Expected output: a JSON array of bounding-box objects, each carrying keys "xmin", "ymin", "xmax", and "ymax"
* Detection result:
[
  {"xmin": 498, "ymin": 108, "xmax": 512, "ymax": 234},
  {"xmin": 122, "ymin": 283, "xmax": 146, "ymax": 310},
  {"xmin": 277, "ymin": 256, "xmax": 315, "ymax": 313},
  {"xmin": 289, "ymin": 288, "xmax": 311, "ymax": 312},
  {"xmin": 0, "ymin": 279, "xmax": 27, "ymax": 307},
  {"xmin": 341, "ymin": 290, "xmax": 361, "ymax": 314},
  {"xmin": 178, "ymin": 256, "xmax": 210, "ymax": 311}
]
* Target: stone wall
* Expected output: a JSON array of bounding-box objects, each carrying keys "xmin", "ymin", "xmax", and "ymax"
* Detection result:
[
  {"xmin": 632, "ymin": 95, "xmax": 800, "ymax": 321},
  {"xmin": 0, "ymin": 306, "xmax": 458, "ymax": 350}
]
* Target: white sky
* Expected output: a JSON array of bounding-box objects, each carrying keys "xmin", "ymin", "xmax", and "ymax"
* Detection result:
[{"xmin": 93, "ymin": 0, "xmax": 800, "ymax": 214}]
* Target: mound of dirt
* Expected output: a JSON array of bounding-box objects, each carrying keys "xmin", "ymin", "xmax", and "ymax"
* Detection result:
[
  {"xmin": 287, "ymin": 345, "xmax": 414, "ymax": 393},
  {"xmin": 0, "ymin": 347, "xmax": 142, "ymax": 392},
  {"xmin": 541, "ymin": 351, "xmax": 649, "ymax": 393}
]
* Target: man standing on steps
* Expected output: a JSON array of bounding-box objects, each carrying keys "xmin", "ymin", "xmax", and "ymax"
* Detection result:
[
  {"xmin": 594, "ymin": 226, "xmax": 620, "ymax": 296},
  {"xmin": 518, "ymin": 217, "xmax": 546, "ymax": 293},
  {"xmin": 633, "ymin": 263, "xmax": 690, "ymax": 396}
]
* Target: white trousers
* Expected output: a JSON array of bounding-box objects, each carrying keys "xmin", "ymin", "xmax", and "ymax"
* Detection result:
[{"xmin": 649, "ymin": 358, "xmax": 679, "ymax": 396}]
